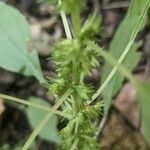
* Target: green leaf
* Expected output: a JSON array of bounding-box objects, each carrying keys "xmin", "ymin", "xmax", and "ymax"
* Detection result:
[
  {"xmin": 135, "ymin": 80, "xmax": 150, "ymax": 143},
  {"xmin": 26, "ymin": 97, "xmax": 61, "ymax": 144},
  {"xmin": 103, "ymin": 44, "xmax": 141, "ymax": 112},
  {"xmin": 0, "ymin": 144, "xmax": 10, "ymax": 150},
  {"xmin": 101, "ymin": 0, "xmax": 150, "ymax": 113},
  {"xmin": 0, "ymin": 2, "xmax": 45, "ymax": 83},
  {"xmin": 80, "ymin": 12, "xmax": 101, "ymax": 39},
  {"xmin": 23, "ymin": 89, "xmax": 71, "ymax": 150},
  {"xmin": 87, "ymin": 40, "xmax": 150, "ymax": 143}
]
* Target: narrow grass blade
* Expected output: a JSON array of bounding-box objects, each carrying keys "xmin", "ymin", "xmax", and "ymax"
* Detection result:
[
  {"xmin": 0, "ymin": 93, "xmax": 70, "ymax": 118},
  {"xmin": 21, "ymin": 89, "xmax": 72, "ymax": 150},
  {"xmin": 93, "ymin": 0, "xmax": 150, "ymax": 112}
]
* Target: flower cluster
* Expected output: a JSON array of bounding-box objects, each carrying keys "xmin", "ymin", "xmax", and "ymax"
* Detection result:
[{"xmin": 47, "ymin": 1, "xmax": 104, "ymax": 149}]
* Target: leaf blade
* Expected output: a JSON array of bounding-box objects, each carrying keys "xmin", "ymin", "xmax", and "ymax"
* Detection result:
[
  {"xmin": 0, "ymin": 2, "xmax": 45, "ymax": 83},
  {"xmin": 101, "ymin": 0, "xmax": 150, "ymax": 113},
  {"xmin": 26, "ymin": 97, "xmax": 61, "ymax": 144}
]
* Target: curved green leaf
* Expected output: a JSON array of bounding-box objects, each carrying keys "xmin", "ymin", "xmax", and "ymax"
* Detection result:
[
  {"xmin": 26, "ymin": 97, "xmax": 61, "ymax": 144},
  {"xmin": 135, "ymin": 80, "xmax": 150, "ymax": 143},
  {"xmin": 101, "ymin": 0, "xmax": 150, "ymax": 113},
  {"xmin": 0, "ymin": 2, "xmax": 45, "ymax": 83}
]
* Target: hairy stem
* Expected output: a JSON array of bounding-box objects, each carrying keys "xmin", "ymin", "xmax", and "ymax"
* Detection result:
[
  {"xmin": 70, "ymin": 0, "xmax": 82, "ymax": 114},
  {"xmin": 70, "ymin": 0, "xmax": 81, "ymax": 37}
]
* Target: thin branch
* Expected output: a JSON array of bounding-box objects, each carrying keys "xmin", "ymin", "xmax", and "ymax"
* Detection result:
[
  {"xmin": 95, "ymin": 115, "xmax": 107, "ymax": 138},
  {"xmin": 21, "ymin": 89, "xmax": 72, "ymax": 150},
  {"xmin": 58, "ymin": 0, "xmax": 72, "ymax": 39},
  {"xmin": 0, "ymin": 93, "xmax": 71, "ymax": 119}
]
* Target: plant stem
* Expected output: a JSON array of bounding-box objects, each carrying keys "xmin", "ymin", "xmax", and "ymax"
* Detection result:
[
  {"xmin": 70, "ymin": 139, "xmax": 79, "ymax": 150},
  {"xmin": 21, "ymin": 89, "xmax": 72, "ymax": 150},
  {"xmin": 95, "ymin": 115, "xmax": 107, "ymax": 138},
  {"xmin": 70, "ymin": 0, "xmax": 81, "ymax": 37},
  {"xmin": 0, "ymin": 93, "xmax": 71, "ymax": 118},
  {"xmin": 69, "ymin": 0, "xmax": 81, "ymax": 114},
  {"xmin": 58, "ymin": 0, "xmax": 72, "ymax": 39}
]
